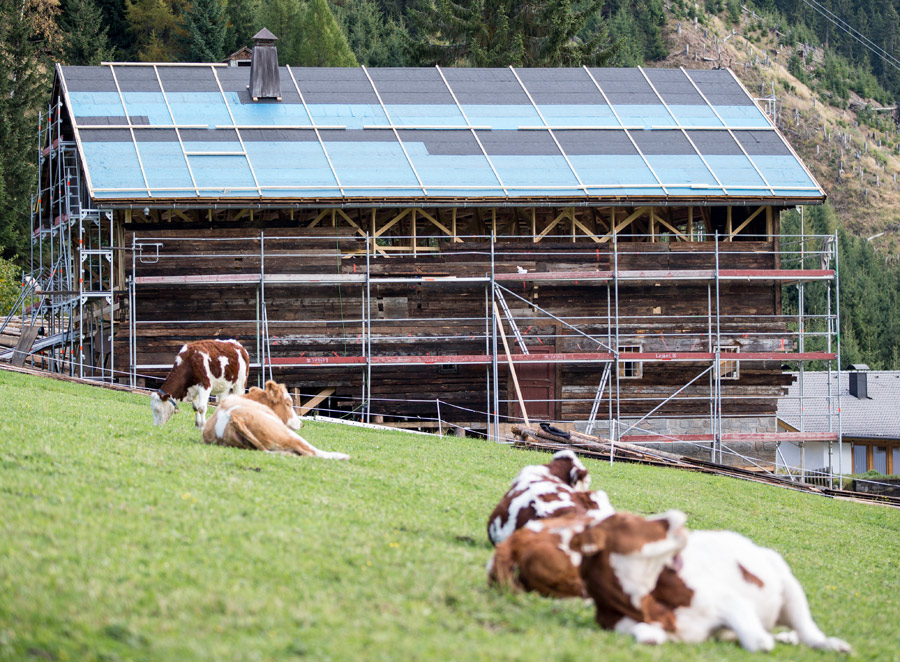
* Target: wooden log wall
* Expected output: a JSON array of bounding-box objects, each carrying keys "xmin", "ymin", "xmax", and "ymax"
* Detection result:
[{"xmin": 116, "ymin": 225, "xmax": 788, "ymax": 424}]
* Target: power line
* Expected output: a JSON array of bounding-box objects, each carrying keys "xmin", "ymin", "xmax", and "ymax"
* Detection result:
[{"xmin": 799, "ymin": 0, "xmax": 900, "ymax": 72}]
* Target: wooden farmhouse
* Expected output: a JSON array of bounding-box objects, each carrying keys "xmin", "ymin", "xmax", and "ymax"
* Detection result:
[{"xmin": 25, "ymin": 40, "xmax": 842, "ymax": 464}]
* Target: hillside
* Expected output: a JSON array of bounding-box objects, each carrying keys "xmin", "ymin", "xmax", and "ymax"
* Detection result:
[
  {"xmin": 1, "ymin": 369, "xmax": 898, "ymax": 661},
  {"xmin": 660, "ymin": 9, "xmax": 900, "ymax": 248}
]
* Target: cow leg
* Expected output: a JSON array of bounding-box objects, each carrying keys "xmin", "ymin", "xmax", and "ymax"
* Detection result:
[
  {"xmin": 776, "ymin": 570, "xmax": 851, "ymax": 652},
  {"xmin": 720, "ymin": 598, "xmax": 775, "ymax": 652},
  {"xmin": 614, "ymin": 618, "xmax": 668, "ymax": 645},
  {"xmin": 193, "ymin": 387, "xmax": 212, "ymax": 428}
]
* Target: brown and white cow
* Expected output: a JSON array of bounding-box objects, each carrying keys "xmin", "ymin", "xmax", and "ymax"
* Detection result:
[
  {"xmin": 577, "ymin": 510, "xmax": 852, "ymax": 653},
  {"xmin": 486, "ymin": 450, "xmax": 613, "ymax": 546},
  {"xmin": 201, "ymin": 395, "xmax": 349, "ymax": 460},
  {"xmin": 487, "ymin": 515, "xmax": 595, "ymax": 598},
  {"xmin": 242, "ymin": 380, "xmax": 303, "ymax": 430},
  {"xmin": 151, "ymin": 339, "xmax": 249, "ymax": 428}
]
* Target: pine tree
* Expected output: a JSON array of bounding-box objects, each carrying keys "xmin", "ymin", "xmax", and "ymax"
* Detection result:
[
  {"xmin": 60, "ymin": 0, "xmax": 116, "ymax": 64},
  {"xmin": 95, "ymin": 0, "xmax": 133, "ymax": 57},
  {"xmin": 223, "ymin": 0, "xmax": 258, "ymax": 54},
  {"xmin": 333, "ymin": 0, "xmax": 410, "ymax": 66},
  {"xmin": 410, "ymin": 0, "xmax": 616, "ymax": 67},
  {"xmin": 0, "ymin": 0, "xmax": 58, "ymax": 259},
  {"xmin": 125, "ymin": 0, "xmax": 185, "ymax": 61},
  {"xmin": 294, "ymin": 0, "xmax": 357, "ymax": 66},
  {"xmin": 255, "ymin": 0, "xmax": 304, "ymax": 64},
  {"xmin": 178, "ymin": 0, "xmax": 227, "ymax": 61}
]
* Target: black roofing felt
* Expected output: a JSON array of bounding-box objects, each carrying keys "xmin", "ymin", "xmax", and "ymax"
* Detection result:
[
  {"xmin": 396, "ymin": 130, "xmax": 482, "ymax": 155},
  {"xmin": 554, "ymin": 129, "xmax": 638, "ymax": 155}
]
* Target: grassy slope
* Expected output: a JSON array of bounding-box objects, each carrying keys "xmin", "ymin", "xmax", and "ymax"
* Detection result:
[{"xmin": 0, "ymin": 370, "xmax": 898, "ymax": 662}]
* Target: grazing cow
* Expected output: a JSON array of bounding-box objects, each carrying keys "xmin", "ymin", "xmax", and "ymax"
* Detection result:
[
  {"xmin": 202, "ymin": 395, "xmax": 349, "ymax": 460},
  {"xmin": 487, "ymin": 450, "xmax": 613, "ymax": 546},
  {"xmin": 151, "ymin": 339, "xmax": 249, "ymax": 428},
  {"xmin": 242, "ymin": 380, "xmax": 303, "ymax": 430},
  {"xmin": 577, "ymin": 510, "xmax": 852, "ymax": 653},
  {"xmin": 487, "ymin": 515, "xmax": 595, "ymax": 598}
]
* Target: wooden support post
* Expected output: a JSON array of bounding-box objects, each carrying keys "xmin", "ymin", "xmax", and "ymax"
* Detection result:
[
  {"xmin": 412, "ymin": 207, "xmax": 417, "ymax": 254},
  {"xmin": 650, "ymin": 210, "xmax": 656, "ymax": 242},
  {"xmin": 493, "ymin": 301, "xmax": 530, "ymax": 427},
  {"xmin": 492, "ymin": 208, "xmax": 497, "ymax": 240},
  {"xmin": 298, "ymin": 388, "xmax": 336, "ymax": 416},
  {"xmin": 726, "ymin": 207, "xmax": 733, "ymax": 241},
  {"xmin": 765, "ymin": 206, "xmax": 773, "ymax": 238},
  {"xmin": 531, "ymin": 208, "xmax": 536, "ymax": 238},
  {"xmin": 688, "ymin": 206, "xmax": 693, "ymax": 239},
  {"xmin": 452, "ymin": 208, "xmax": 457, "ymax": 241}
]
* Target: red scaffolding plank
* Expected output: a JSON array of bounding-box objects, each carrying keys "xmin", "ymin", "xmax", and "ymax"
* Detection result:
[
  {"xmin": 620, "ymin": 431, "xmax": 839, "ymax": 444},
  {"xmin": 264, "ymin": 350, "xmax": 835, "ymax": 367},
  {"xmin": 494, "ymin": 269, "xmax": 833, "ymax": 282}
]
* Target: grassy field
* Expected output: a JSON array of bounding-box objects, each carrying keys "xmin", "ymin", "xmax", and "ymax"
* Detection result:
[{"xmin": 1, "ymin": 370, "xmax": 898, "ymax": 661}]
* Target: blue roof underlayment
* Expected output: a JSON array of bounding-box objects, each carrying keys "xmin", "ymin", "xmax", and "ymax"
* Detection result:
[{"xmin": 56, "ymin": 64, "xmax": 824, "ymax": 203}]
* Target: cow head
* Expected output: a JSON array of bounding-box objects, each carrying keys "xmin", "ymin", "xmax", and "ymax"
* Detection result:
[
  {"xmin": 245, "ymin": 381, "xmax": 303, "ymax": 430},
  {"xmin": 151, "ymin": 389, "xmax": 178, "ymax": 426},
  {"xmin": 576, "ymin": 510, "xmax": 688, "ymax": 613},
  {"xmin": 266, "ymin": 380, "xmax": 303, "ymax": 430},
  {"xmin": 547, "ymin": 450, "xmax": 591, "ymax": 490}
]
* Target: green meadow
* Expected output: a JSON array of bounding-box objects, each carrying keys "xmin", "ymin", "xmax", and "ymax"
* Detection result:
[{"xmin": 1, "ymin": 369, "xmax": 898, "ymax": 661}]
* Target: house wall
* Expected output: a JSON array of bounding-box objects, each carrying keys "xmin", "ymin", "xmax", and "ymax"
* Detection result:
[
  {"xmin": 115, "ymin": 209, "xmax": 789, "ymax": 428},
  {"xmin": 775, "ymin": 441, "xmax": 853, "ymax": 476}
]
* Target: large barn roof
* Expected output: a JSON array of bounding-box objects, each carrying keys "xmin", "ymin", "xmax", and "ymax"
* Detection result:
[{"xmin": 54, "ymin": 64, "xmax": 824, "ymax": 206}]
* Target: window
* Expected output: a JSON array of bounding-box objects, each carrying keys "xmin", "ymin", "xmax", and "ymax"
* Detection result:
[
  {"xmin": 618, "ymin": 344, "xmax": 642, "ymax": 379},
  {"xmin": 717, "ymin": 345, "xmax": 740, "ymax": 380},
  {"xmin": 874, "ymin": 446, "xmax": 888, "ymax": 475},
  {"xmin": 853, "ymin": 445, "xmax": 868, "ymax": 474}
]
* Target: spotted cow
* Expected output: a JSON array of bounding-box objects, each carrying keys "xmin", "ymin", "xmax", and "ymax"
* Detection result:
[
  {"xmin": 577, "ymin": 510, "xmax": 852, "ymax": 653},
  {"xmin": 486, "ymin": 450, "xmax": 613, "ymax": 546},
  {"xmin": 151, "ymin": 339, "xmax": 249, "ymax": 428},
  {"xmin": 487, "ymin": 515, "xmax": 595, "ymax": 598},
  {"xmin": 201, "ymin": 395, "xmax": 349, "ymax": 460}
]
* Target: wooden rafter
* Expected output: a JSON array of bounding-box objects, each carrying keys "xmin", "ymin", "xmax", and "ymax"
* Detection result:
[
  {"xmin": 599, "ymin": 207, "xmax": 649, "ymax": 243},
  {"xmin": 728, "ymin": 206, "xmax": 766, "ymax": 241}
]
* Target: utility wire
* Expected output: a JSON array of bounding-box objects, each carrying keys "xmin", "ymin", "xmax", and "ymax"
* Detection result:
[{"xmin": 799, "ymin": 0, "xmax": 900, "ymax": 73}]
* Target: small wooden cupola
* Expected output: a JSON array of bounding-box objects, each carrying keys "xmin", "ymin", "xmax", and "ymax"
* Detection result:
[{"xmin": 249, "ymin": 28, "xmax": 281, "ymax": 101}]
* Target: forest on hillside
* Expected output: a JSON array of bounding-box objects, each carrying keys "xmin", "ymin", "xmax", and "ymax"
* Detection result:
[{"xmin": 2, "ymin": 0, "xmax": 900, "ymax": 368}]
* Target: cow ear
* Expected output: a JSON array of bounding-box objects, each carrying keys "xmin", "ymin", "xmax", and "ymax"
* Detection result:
[
  {"xmin": 265, "ymin": 380, "xmax": 279, "ymax": 396},
  {"xmin": 571, "ymin": 526, "xmax": 607, "ymax": 555}
]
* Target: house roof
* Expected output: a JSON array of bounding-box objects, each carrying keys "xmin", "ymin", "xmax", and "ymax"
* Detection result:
[
  {"xmin": 55, "ymin": 64, "xmax": 825, "ymax": 205},
  {"xmin": 778, "ymin": 371, "xmax": 900, "ymax": 441}
]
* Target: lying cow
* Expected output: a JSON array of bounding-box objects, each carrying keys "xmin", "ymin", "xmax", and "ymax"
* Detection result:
[
  {"xmin": 242, "ymin": 380, "xmax": 303, "ymax": 430},
  {"xmin": 577, "ymin": 510, "xmax": 851, "ymax": 653},
  {"xmin": 488, "ymin": 515, "xmax": 595, "ymax": 598},
  {"xmin": 151, "ymin": 339, "xmax": 249, "ymax": 428},
  {"xmin": 202, "ymin": 395, "xmax": 349, "ymax": 460},
  {"xmin": 486, "ymin": 450, "xmax": 613, "ymax": 546}
]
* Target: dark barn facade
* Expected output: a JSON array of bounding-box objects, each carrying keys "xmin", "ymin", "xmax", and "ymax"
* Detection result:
[{"xmin": 26, "ymin": 58, "xmax": 841, "ymax": 463}]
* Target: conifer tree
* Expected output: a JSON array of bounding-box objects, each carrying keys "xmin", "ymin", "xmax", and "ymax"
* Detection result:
[
  {"xmin": 60, "ymin": 0, "xmax": 116, "ymax": 64},
  {"xmin": 294, "ymin": 0, "xmax": 357, "ymax": 66},
  {"xmin": 0, "ymin": 0, "xmax": 58, "ymax": 258},
  {"xmin": 333, "ymin": 0, "xmax": 411, "ymax": 66},
  {"xmin": 410, "ymin": 0, "xmax": 616, "ymax": 67},
  {"xmin": 125, "ymin": 0, "xmax": 185, "ymax": 61},
  {"xmin": 223, "ymin": 0, "xmax": 258, "ymax": 54},
  {"xmin": 178, "ymin": 0, "xmax": 226, "ymax": 61},
  {"xmin": 255, "ymin": 0, "xmax": 304, "ymax": 63}
]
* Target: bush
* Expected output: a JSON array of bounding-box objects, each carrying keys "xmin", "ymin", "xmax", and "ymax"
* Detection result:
[{"xmin": 0, "ymin": 253, "xmax": 22, "ymax": 317}]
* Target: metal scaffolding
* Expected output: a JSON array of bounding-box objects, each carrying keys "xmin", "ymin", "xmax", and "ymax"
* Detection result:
[{"xmin": 122, "ymin": 226, "xmax": 841, "ymax": 484}]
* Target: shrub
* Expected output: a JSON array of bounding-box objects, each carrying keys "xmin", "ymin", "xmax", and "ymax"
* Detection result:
[{"xmin": 0, "ymin": 253, "xmax": 22, "ymax": 317}]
